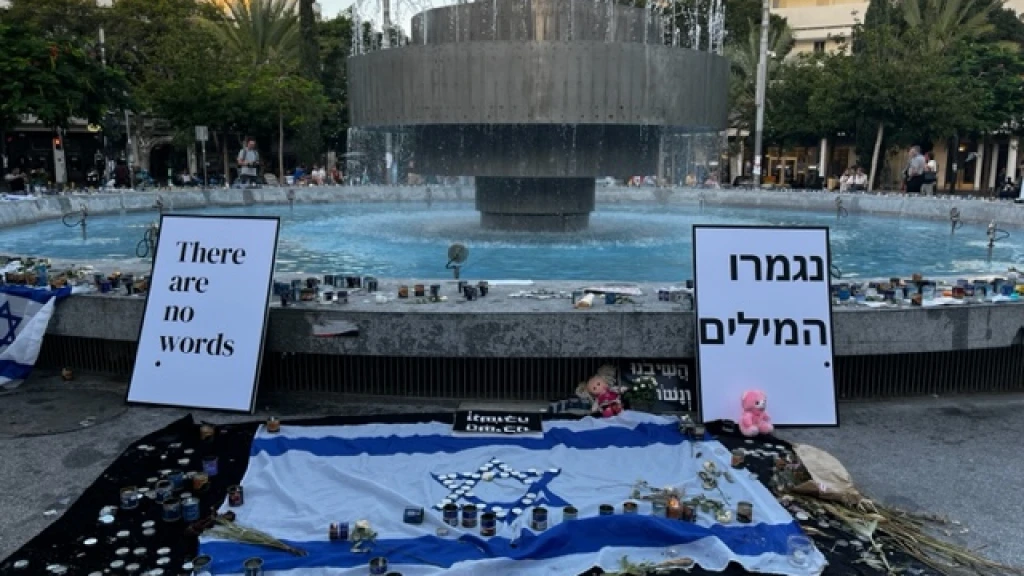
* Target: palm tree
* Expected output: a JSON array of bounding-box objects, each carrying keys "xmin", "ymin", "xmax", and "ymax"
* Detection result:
[
  {"xmin": 202, "ymin": 0, "xmax": 301, "ymax": 66},
  {"xmin": 726, "ymin": 21, "xmax": 793, "ymax": 135},
  {"xmin": 901, "ymin": 0, "xmax": 996, "ymax": 54},
  {"xmin": 200, "ymin": 0, "xmax": 302, "ymax": 180}
]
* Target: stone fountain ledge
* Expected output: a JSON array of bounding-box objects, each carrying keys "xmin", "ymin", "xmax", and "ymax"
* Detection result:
[
  {"xmin": 1, "ymin": 186, "xmax": 1022, "ymax": 229},
  {"xmin": 44, "ymin": 279, "xmax": 1024, "ymax": 359}
]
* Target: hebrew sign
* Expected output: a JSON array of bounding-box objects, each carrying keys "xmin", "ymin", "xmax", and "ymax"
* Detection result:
[
  {"xmin": 692, "ymin": 226, "xmax": 838, "ymax": 426},
  {"xmin": 618, "ymin": 360, "xmax": 696, "ymax": 413}
]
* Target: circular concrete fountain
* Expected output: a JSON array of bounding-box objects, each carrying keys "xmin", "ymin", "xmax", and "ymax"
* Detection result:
[{"xmin": 346, "ymin": 0, "xmax": 729, "ymax": 231}]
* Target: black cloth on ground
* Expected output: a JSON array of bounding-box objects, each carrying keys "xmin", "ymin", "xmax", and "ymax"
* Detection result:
[{"xmin": 0, "ymin": 413, "xmax": 921, "ymax": 576}]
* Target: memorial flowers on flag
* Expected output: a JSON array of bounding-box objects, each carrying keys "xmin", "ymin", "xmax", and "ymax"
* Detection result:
[{"xmin": 624, "ymin": 375, "xmax": 659, "ymax": 409}]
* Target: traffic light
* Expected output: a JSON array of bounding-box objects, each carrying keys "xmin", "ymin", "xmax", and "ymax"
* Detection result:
[{"xmin": 53, "ymin": 136, "xmax": 62, "ymax": 150}]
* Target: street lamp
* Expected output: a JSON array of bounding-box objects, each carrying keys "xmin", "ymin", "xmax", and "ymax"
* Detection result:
[
  {"xmin": 98, "ymin": 25, "xmax": 133, "ymax": 190},
  {"xmin": 752, "ymin": 0, "xmax": 770, "ymax": 188}
]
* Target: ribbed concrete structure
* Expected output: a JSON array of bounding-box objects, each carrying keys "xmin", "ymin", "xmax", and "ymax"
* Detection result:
[{"xmin": 347, "ymin": 0, "xmax": 729, "ymax": 230}]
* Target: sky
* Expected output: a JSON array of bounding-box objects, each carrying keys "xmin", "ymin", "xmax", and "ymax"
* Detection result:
[
  {"xmin": 318, "ymin": 0, "xmax": 437, "ymax": 32},
  {"xmin": 318, "ymin": 0, "xmax": 354, "ymax": 17}
]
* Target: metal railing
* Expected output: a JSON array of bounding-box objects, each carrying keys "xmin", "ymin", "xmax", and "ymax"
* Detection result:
[{"xmin": 36, "ymin": 335, "xmax": 1024, "ymax": 401}]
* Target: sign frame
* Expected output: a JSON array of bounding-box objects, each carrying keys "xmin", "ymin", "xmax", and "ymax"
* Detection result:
[
  {"xmin": 691, "ymin": 224, "xmax": 839, "ymax": 428},
  {"xmin": 125, "ymin": 214, "xmax": 280, "ymax": 414}
]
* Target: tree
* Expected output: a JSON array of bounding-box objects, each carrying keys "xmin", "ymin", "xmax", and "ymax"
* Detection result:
[
  {"xmin": 5, "ymin": 0, "xmax": 103, "ymax": 42},
  {"xmin": 0, "ymin": 18, "xmax": 128, "ymax": 132},
  {"xmin": 142, "ymin": 16, "xmax": 246, "ymax": 177},
  {"xmin": 949, "ymin": 41, "xmax": 1024, "ymax": 134},
  {"xmin": 317, "ymin": 11, "xmax": 356, "ymax": 159},
  {"xmin": 296, "ymin": 0, "xmax": 322, "ymax": 164},
  {"xmin": 982, "ymin": 2, "xmax": 1024, "ymax": 47},
  {"xmin": 201, "ymin": 0, "xmax": 324, "ymax": 178},
  {"xmin": 901, "ymin": 0, "xmax": 996, "ymax": 55},
  {"xmin": 102, "ymin": 0, "xmax": 223, "ymax": 170},
  {"xmin": 724, "ymin": 0, "xmax": 788, "ymax": 49},
  {"xmin": 243, "ymin": 66, "xmax": 330, "ymax": 181},
  {"xmin": 199, "ymin": 0, "xmax": 301, "ymax": 68},
  {"xmin": 842, "ymin": 19, "xmax": 980, "ymax": 189},
  {"xmin": 765, "ymin": 55, "xmax": 847, "ymax": 147},
  {"xmin": 726, "ymin": 20, "xmax": 793, "ymax": 135}
]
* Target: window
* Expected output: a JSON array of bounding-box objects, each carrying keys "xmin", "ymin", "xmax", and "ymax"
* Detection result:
[{"xmin": 813, "ymin": 41, "xmax": 826, "ymax": 53}]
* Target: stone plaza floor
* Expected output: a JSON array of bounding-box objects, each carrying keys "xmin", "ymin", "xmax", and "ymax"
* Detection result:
[{"xmin": 0, "ymin": 372, "xmax": 1021, "ymax": 568}]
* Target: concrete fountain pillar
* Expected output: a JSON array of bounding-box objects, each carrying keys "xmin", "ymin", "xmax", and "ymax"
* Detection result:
[{"xmin": 476, "ymin": 177, "xmax": 595, "ymax": 232}]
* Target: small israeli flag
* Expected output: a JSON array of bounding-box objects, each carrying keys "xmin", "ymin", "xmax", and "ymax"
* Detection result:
[{"xmin": 0, "ymin": 285, "xmax": 73, "ymax": 390}]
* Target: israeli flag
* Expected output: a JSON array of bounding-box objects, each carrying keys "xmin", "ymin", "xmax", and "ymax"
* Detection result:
[
  {"xmin": 203, "ymin": 413, "xmax": 826, "ymax": 576},
  {"xmin": 0, "ymin": 285, "xmax": 73, "ymax": 390}
]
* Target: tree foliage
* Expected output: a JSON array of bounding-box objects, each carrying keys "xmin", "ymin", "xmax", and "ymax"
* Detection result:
[
  {"xmin": 0, "ymin": 10, "xmax": 128, "ymax": 132},
  {"xmin": 724, "ymin": 0, "xmax": 788, "ymax": 48},
  {"xmin": 198, "ymin": 0, "xmax": 329, "ymax": 174},
  {"xmin": 198, "ymin": 0, "xmax": 301, "ymax": 67},
  {"xmin": 749, "ymin": 0, "xmax": 1024, "ymax": 187},
  {"xmin": 726, "ymin": 15, "xmax": 793, "ymax": 135}
]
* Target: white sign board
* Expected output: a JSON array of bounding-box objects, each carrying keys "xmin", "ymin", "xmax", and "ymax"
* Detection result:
[
  {"xmin": 127, "ymin": 215, "xmax": 280, "ymax": 412},
  {"xmin": 693, "ymin": 226, "xmax": 838, "ymax": 426},
  {"xmin": 195, "ymin": 126, "xmax": 208, "ymax": 142}
]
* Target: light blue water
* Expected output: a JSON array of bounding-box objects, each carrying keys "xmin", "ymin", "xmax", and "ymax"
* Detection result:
[{"xmin": 2, "ymin": 202, "xmax": 1022, "ymax": 281}]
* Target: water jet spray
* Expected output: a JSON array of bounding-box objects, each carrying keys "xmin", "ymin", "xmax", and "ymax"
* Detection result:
[
  {"xmin": 987, "ymin": 221, "xmax": 1010, "ymax": 249},
  {"xmin": 136, "ymin": 221, "xmax": 160, "ymax": 261},
  {"xmin": 62, "ymin": 203, "xmax": 88, "ymax": 241},
  {"xmin": 447, "ymin": 243, "xmax": 469, "ymax": 279},
  {"xmin": 835, "ymin": 197, "xmax": 847, "ymax": 219},
  {"xmin": 950, "ymin": 208, "xmax": 963, "ymax": 234}
]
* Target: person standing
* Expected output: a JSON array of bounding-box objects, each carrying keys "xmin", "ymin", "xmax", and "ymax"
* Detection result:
[
  {"xmin": 4, "ymin": 167, "xmax": 27, "ymax": 194},
  {"xmin": 237, "ymin": 139, "xmax": 260, "ymax": 186},
  {"xmin": 904, "ymin": 146, "xmax": 926, "ymax": 194},
  {"xmin": 921, "ymin": 152, "xmax": 938, "ymax": 196}
]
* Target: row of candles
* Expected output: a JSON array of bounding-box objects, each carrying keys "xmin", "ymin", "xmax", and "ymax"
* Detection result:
[
  {"xmin": 274, "ymin": 275, "xmax": 493, "ymax": 305},
  {"xmin": 834, "ymin": 274, "xmax": 1023, "ymax": 305}
]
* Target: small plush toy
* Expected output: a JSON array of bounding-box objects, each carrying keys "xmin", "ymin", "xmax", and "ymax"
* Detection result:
[
  {"xmin": 576, "ymin": 365, "xmax": 623, "ymax": 418},
  {"xmin": 740, "ymin": 389, "xmax": 773, "ymax": 436}
]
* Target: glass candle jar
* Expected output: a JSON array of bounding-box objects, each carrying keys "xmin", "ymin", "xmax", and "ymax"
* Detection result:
[
  {"xmin": 787, "ymin": 534, "xmax": 815, "ymax": 567},
  {"xmin": 922, "ymin": 284, "xmax": 936, "ymax": 300},
  {"xmin": 736, "ymin": 501, "xmax": 753, "ymax": 524},
  {"xmin": 730, "ymin": 449, "xmax": 745, "ymax": 469}
]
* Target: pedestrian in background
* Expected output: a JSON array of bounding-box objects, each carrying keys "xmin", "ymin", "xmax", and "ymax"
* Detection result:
[
  {"xmin": 904, "ymin": 146, "xmax": 926, "ymax": 194},
  {"xmin": 921, "ymin": 152, "xmax": 938, "ymax": 196}
]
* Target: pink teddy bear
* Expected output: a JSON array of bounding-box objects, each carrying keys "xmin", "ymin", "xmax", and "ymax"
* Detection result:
[{"xmin": 740, "ymin": 390, "xmax": 773, "ymax": 437}]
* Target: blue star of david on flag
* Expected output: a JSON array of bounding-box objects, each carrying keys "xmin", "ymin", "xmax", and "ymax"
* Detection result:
[
  {"xmin": 431, "ymin": 457, "xmax": 570, "ymax": 525},
  {"xmin": 0, "ymin": 301, "xmax": 23, "ymax": 349}
]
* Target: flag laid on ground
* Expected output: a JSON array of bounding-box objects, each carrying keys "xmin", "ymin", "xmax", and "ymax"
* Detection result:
[
  {"xmin": 202, "ymin": 412, "xmax": 827, "ymax": 576},
  {"xmin": 0, "ymin": 285, "xmax": 73, "ymax": 390}
]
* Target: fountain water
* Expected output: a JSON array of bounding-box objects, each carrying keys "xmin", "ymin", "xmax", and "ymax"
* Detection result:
[{"xmin": 346, "ymin": 0, "xmax": 729, "ymax": 231}]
